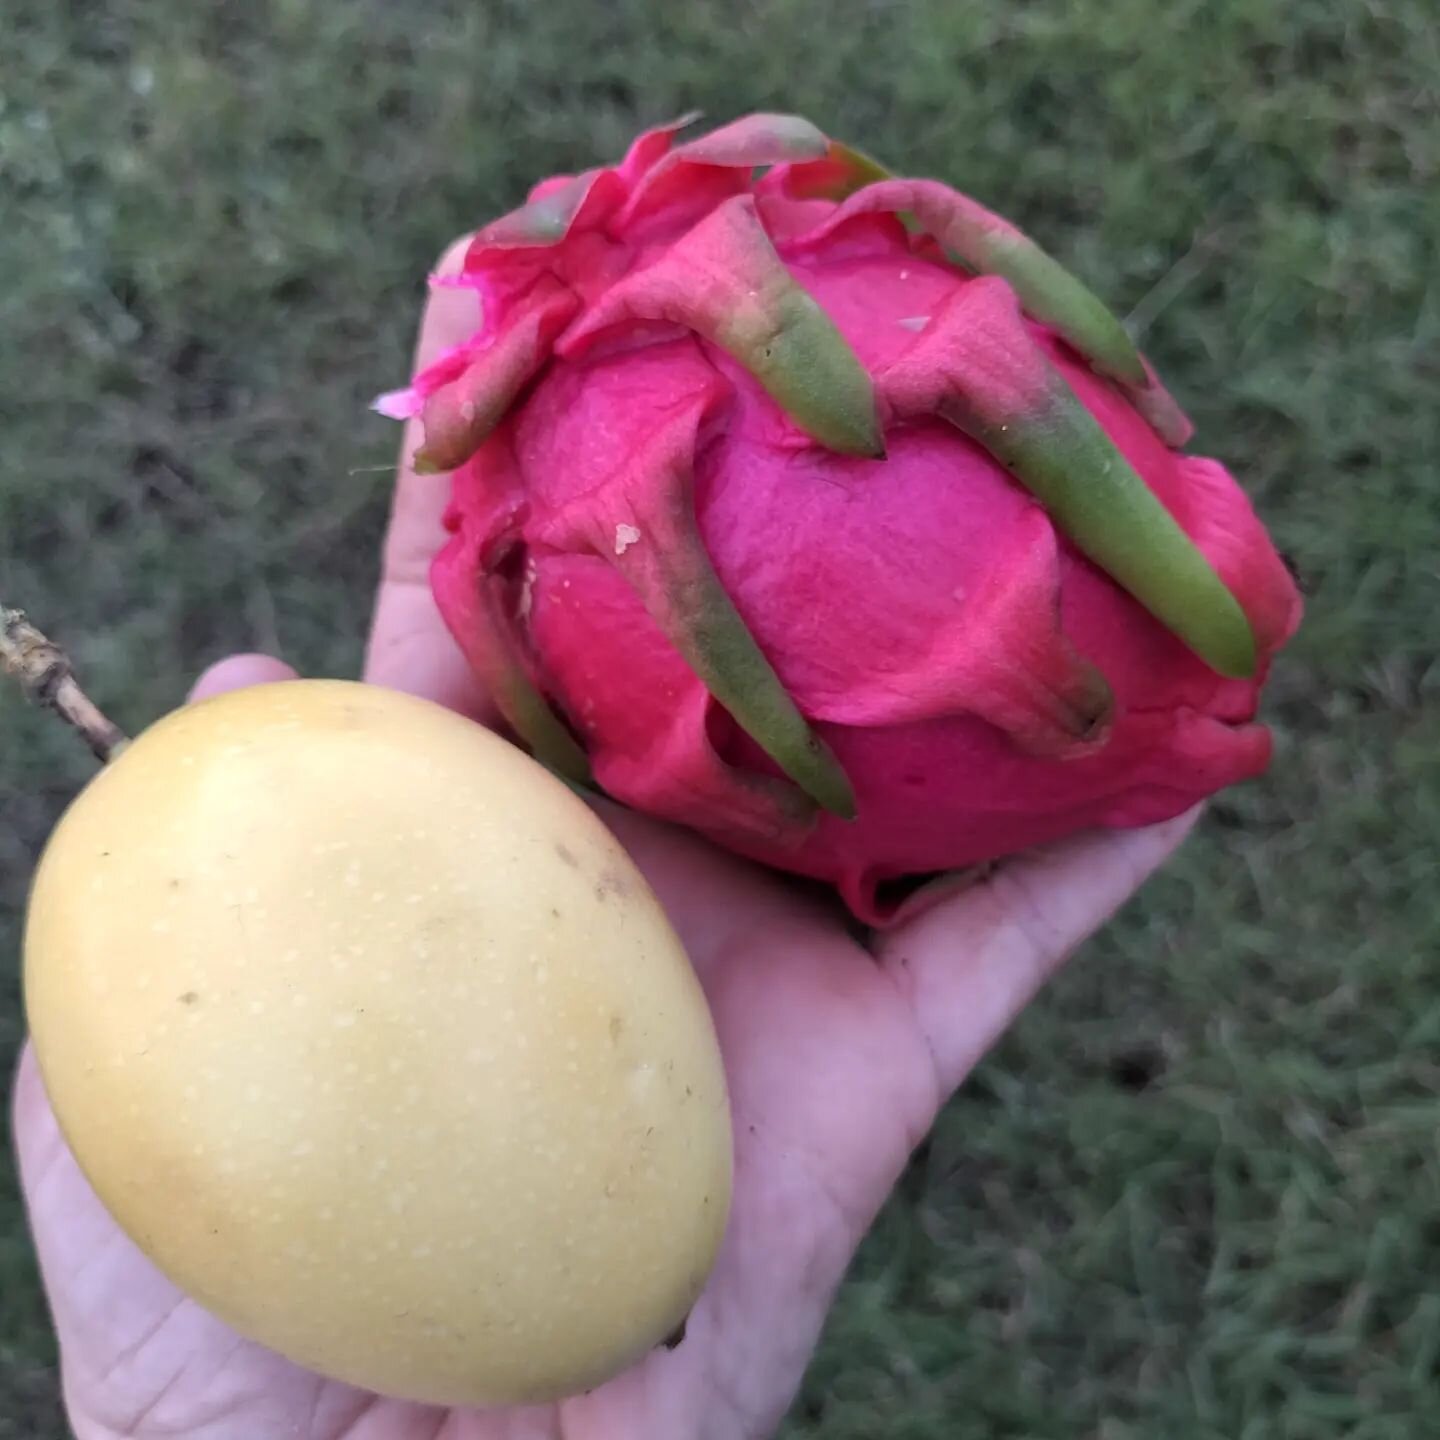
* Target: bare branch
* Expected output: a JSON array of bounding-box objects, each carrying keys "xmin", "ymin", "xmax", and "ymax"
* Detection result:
[{"xmin": 1, "ymin": 608, "xmax": 128, "ymax": 762}]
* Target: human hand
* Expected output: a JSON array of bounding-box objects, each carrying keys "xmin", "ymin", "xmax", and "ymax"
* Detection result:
[{"xmin": 11, "ymin": 241, "xmax": 1197, "ymax": 1440}]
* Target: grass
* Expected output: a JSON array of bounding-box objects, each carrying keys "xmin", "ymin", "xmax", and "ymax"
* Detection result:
[{"xmin": 1, "ymin": 0, "xmax": 1437, "ymax": 1434}]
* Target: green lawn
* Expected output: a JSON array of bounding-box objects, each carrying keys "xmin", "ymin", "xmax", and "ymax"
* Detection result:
[{"xmin": 2, "ymin": 1, "xmax": 1436, "ymax": 1435}]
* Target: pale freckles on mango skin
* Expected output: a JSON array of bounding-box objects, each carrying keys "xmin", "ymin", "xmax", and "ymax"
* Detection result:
[{"xmin": 23, "ymin": 680, "xmax": 733, "ymax": 1407}]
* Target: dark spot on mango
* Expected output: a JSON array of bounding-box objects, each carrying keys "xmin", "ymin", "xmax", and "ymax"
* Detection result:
[
  {"xmin": 595, "ymin": 870, "xmax": 631, "ymax": 902},
  {"xmin": 608, "ymin": 1015, "xmax": 625, "ymax": 1043},
  {"xmin": 555, "ymin": 843, "xmax": 579, "ymax": 868},
  {"xmin": 419, "ymin": 913, "xmax": 458, "ymax": 947},
  {"xmin": 178, "ymin": 991, "xmax": 200, "ymax": 1007}
]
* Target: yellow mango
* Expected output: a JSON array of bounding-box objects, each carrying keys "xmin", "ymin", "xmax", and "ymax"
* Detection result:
[{"xmin": 24, "ymin": 680, "xmax": 731, "ymax": 1405}]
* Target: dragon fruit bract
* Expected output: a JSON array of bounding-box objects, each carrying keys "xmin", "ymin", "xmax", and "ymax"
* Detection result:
[{"xmin": 378, "ymin": 114, "xmax": 1301, "ymax": 925}]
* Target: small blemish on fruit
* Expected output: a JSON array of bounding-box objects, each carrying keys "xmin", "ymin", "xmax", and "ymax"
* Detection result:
[
  {"xmin": 609, "ymin": 1015, "xmax": 625, "ymax": 1043},
  {"xmin": 595, "ymin": 870, "xmax": 630, "ymax": 902},
  {"xmin": 178, "ymin": 991, "xmax": 199, "ymax": 1006},
  {"xmin": 555, "ymin": 842, "xmax": 579, "ymax": 868}
]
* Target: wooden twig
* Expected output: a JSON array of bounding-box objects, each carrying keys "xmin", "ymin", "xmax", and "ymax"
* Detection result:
[{"xmin": 1, "ymin": 607, "xmax": 128, "ymax": 762}]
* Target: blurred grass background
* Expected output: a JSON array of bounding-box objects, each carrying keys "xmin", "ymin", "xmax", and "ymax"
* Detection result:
[{"xmin": 1, "ymin": 0, "xmax": 1436, "ymax": 1435}]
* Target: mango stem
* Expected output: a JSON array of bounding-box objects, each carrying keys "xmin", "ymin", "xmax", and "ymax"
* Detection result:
[{"xmin": 1, "ymin": 607, "xmax": 128, "ymax": 762}]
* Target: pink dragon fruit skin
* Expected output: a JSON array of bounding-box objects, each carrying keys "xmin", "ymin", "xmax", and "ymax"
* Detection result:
[{"xmin": 377, "ymin": 114, "xmax": 1302, "ymax": 926}]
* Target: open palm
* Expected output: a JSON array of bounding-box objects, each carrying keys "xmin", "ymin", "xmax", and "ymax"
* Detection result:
[{"xmin": 11, "ymin": 249, "xmax": 1196, "ymax": 1440}]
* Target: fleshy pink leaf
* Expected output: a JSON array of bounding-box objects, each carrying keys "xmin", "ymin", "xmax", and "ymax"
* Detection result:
[
  {"xmin": 881, "ymin": 277, "xmax": 1255, "ymax": 677},
  {"xmin": 619, "ymin": 113, "xmax": 830, "ymax": 232},
  {"xmin": 535, "ymin": 390, "xmax": 856, "ymax": 818},
  {"xmin": 413, "ymin": 278, "xmax": 581, "ymax": 474},
  {"xmin": 796, "ymin": 178, "xmax": 1194, "ymax": 446},
  {"xmin": 430, "ymin": 446, "xmax": 591, "ymax": 783},
  {"xmin": 767, "ymin": 139, "xmax": 891, "ymax": 202},
  {"xmin": 560, "ymin": 196, "xmax": 883, "ymax": 457}
]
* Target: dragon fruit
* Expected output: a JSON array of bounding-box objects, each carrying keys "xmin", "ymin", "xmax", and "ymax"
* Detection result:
[{"xmin": 377, "ymin": 113, "xmax": 1301, "ymax": 925}]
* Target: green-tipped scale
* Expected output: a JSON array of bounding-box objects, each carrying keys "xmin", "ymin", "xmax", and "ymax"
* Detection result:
[
  {"xmin": 882, "ymin": 277, "xmax": 1257, "ymax": 679},
  {"xmin": 413, "ymin": 280, "xmax": 581, "ymax": 474},
  {"xmin": 559, "ymin": 196, "xmax": 884, "ymax": 459},
  {"xmin": 543, "ymin": 397, "xmax": 856, "ymax": 819},
  {"xmin": 431, "ymin": 528, "xmax": 594, "ymax": 785},
  {"xmin": 786, "ymin": 168, "xmax": 1194, "ymax": 447},
  {"xmin": 490, "ymin": 636, "xmax": 595, "ymax": 786}
]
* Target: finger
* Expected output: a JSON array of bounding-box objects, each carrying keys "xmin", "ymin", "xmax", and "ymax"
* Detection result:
[
  {"xmin": 364, "ymin": 237, "xmax": 491, "ymax": 719},
  {"xmin": 13, "ymin": 1048, "xmax": 344, "ymax": 1430},
  {"xmin": 189, "ymin": 652, "xmax": 297, "ymax": 701},
  {"xmin": 11, "ymin": 1048, "xmax": 145, "ymax": 1308},
  {"xmin": 11, "ymin": 1044, "xmax": 156, "ymax": 1372},
  {"xmin": 877, "ymin": 807, "xmax": 1201, "ymax": 1095},
  {"xmin": 12, "ymin": 1045, "xmax": 68, "ymax": 1199}
]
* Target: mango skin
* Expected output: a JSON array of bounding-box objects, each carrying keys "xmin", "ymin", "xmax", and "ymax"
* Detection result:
[{"xmin": 23, "ymin": 680, "xmax": 732, "ymax": 1406}]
